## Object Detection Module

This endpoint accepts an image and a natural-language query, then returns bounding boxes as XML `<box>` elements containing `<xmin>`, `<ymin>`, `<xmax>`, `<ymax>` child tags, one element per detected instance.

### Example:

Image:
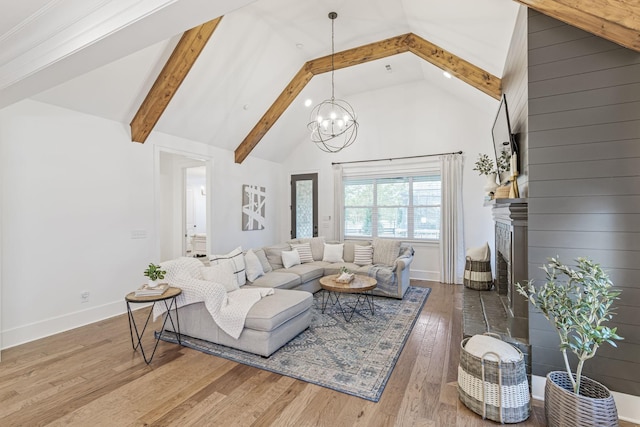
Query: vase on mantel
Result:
<box><xmin>483</xmin><ymin>173</ymin><xmax>498</xmax><ymax>195</ymax></box>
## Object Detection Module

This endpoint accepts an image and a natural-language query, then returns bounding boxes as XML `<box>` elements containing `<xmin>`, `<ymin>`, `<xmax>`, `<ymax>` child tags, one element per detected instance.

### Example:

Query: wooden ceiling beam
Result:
<box><xmin>234</xmin><ymin>66</ymin><xmax>314</xmax><ymax>163</ymax></box>
<box><xmin>514</xmin><ymin>0</ymin><xmax>640</xmax><ymax>52</ymax></box>
<box><xmin>235</xmin><ymin>33</ymin><xmax>502</xmax><ymax>163</ymax></box>
<box><xmin>306</xmin><ymin>34</ymin><xmax>412</xmax><ymax>74</ymax></box>
<box><xmin>130</xmin><ymin>16</ymin><xmax>223</xmax><ymax>143</ymax></box>
<box><xmin>405</xmin><ymin>33</ymin><xmax>501</xmax><ymax>100</ymax></box>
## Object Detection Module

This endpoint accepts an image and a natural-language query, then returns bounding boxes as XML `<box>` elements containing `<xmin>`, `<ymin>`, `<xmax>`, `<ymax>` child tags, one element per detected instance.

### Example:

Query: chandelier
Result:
<box><xmin>308</xmin><ymin>12</ymin><xmax>358</xmax><ymax>153</ymax></box>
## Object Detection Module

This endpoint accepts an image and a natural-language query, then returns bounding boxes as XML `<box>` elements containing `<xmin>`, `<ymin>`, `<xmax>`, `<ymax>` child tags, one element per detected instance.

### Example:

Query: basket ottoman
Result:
<box><xmin>458</xmin><ymin>335</ymin><xmax>530</xmax><ymax>423</ymax></box>
<box><xmin>463</xmin><ymin>258</ymin><xmax>493</xmax><ymax>290</ymax></box>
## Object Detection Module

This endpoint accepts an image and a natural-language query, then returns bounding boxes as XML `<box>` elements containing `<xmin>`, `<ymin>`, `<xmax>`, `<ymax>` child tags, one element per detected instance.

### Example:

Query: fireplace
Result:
<box><xmin>492</xmin><ymin>199</ymin><xmax>528</xmax><ymax>341</ymax></box>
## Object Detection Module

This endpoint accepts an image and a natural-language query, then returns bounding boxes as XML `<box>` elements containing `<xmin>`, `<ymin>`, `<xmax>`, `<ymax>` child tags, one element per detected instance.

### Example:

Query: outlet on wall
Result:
<box><xmin>80</xmin><ymin>291</ymin><xmax>90</xmax><ymax>303</ymax></box>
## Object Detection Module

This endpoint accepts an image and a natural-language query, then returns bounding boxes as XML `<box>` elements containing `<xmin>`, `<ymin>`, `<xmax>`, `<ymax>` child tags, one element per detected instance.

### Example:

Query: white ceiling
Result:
<box><xmin>1</xmin><ymin>0</ymin><xmax>520</xmax><ymax>162</ymax></box>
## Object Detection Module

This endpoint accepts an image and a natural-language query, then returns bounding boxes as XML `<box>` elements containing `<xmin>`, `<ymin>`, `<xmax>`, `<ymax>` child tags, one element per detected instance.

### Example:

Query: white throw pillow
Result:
<box><xmin>210</xmin><ymin>246</ymin><xmax>246</xmax><ymax>286</ymax></box>
<box><xmin>281</xmin><ymin>249</ymin><xmax>301</xmax><ymax>269</ymax></box>
<box><xmin>464</xmin><ymin>334</ymin><xmax>521</xmax><ymax>362</ymax></box>
<box><xmin>200</xmin><ymin>261</ymin><xmax>238</xmax><ymax>292</ymax></box>
<box><xmin>466</xmin><ymin>242</ymin><xmax>491</xmax><ymax>262</ymax></box>
<box><xmin>244</xmin><ymin>249</ymin><xmax>264</xmax><ymax>282</ymax></box>
<box><xmin>354</xmin><ymin>245</ymin><xmax>373</xmax><ymax>266</ymax></box>
<box><xmin>322</xmin><ymin>243</ymin><xmax>344</xmax><ymax>263</ymax></box>
<box><xmin>290</xmin><ymin>242</ymin><xmax>313</xmax><ymax>263</ymax></box>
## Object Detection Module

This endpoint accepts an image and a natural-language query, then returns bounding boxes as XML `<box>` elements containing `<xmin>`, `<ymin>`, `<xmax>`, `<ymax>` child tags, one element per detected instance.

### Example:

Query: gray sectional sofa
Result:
<box><xmin>249</xmin><ymin>237</ymin><xmax>414</xmax><ymax>299</ymax></box>
<box><xmin>165</xmin><ymin>237</ymin><xmax>413</xmax><ymax>357</ymax></box>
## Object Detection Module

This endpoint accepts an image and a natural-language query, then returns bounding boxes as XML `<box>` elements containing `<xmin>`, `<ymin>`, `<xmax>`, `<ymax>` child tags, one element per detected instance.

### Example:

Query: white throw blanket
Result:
<box><xmin>153</xmin><ymin>257</ymin><xmax>274</xmax><ymax>339</ymax></box>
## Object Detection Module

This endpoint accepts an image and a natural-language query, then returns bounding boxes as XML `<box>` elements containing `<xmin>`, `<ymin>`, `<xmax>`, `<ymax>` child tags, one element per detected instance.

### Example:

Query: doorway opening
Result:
<box><xmin>159</xmin><ymin>151</ymin><xmax>209</xmax><ymax>261</ymax></box>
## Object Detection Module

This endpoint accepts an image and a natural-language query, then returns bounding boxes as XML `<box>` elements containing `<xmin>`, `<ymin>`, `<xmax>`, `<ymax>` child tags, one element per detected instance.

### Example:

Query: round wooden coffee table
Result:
<box><xmin>319</xmin><ymin>274</ymin><xmax>377</xmax><ymax>321</ymax></box>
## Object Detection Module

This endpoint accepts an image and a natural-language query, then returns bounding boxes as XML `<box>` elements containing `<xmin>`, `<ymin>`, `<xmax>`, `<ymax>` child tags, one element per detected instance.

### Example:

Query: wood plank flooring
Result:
<box><xmin>0</xmin><ymin>281</ymin><xmax>634</xmax><ymax>426</ymax></box>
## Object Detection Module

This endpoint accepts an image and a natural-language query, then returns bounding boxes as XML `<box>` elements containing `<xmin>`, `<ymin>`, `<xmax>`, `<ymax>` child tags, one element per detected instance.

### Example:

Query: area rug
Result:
<box><xmin>157</xmin><ymin>286</ymin><xmax>431</xmax><ymax>401</ymax></box>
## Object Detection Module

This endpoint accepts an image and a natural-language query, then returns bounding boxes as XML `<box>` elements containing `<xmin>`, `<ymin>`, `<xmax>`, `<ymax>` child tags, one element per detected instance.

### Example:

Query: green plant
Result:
<box><xmin>472</xmin><ymin>153</ymin><xmax>496</xmax><ymax>175</ymax></box>
<box><xmin>144</xmin><ymin>263</ymin><xmax>166</xmax><ymax>281</ymax></box>
<box><xmin>340</xmin><ymin>266</ymin><xmax>350</xmax><ymax>274</ymax></box>
<box><xmin>515</xmin><ymin>257</ymin><xmax>623</xmax><ymax>394</ymax></box>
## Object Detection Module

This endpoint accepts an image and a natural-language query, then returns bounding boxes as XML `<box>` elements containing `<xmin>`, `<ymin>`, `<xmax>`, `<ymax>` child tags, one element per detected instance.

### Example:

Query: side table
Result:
<box><xmin>125</xmin><ymin>286</ymin><xmax>182</xmax><ymax>364</ymax></box>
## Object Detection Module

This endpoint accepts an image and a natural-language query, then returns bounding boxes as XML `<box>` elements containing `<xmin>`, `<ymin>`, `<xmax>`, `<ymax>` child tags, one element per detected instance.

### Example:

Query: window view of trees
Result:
<box><xmin>344</xmin><ymin>175</ymin><xmax>441</xmax><ymax>240</ymax></box>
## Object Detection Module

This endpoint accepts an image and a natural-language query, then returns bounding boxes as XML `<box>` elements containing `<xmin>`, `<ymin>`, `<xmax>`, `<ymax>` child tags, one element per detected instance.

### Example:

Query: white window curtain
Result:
<box><xmin>332</xmin><ymin>164</ymin><xmax>344</xmax><ymax>241</ymax></box>
<box><xmin>439</xmin><ymin>153</ymin><xmax>465</xmax><ymax>284</ymax></box>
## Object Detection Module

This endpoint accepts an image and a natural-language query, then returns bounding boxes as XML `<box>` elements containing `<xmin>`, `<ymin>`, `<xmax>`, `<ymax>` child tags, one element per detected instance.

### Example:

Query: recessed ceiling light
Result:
<box><xmin>296</xmin><ymin>43</ymin><xmax>304</xmax><ymax>49</ymax></box>
<box><xmin>443</xmin><ymin>71</ymin><xmax>452</xmax><ymax>79</ymax></box>
<box><xmin>304</xmin><ymin>99</ymin><xmax>313</xmax><ymax>107</ymax></box>
<box><xmin>243</xmin><ymin>104</ymin><xmax>250</xmax><ymax>110</ymax></box>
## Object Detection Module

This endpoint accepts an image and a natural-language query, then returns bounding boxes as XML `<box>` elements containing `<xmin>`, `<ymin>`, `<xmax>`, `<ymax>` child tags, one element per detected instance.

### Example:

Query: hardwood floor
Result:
<box><xmin>0</xmin><ymin>281</ymin><xmax>633</xmax><ymax>426</ymax></box>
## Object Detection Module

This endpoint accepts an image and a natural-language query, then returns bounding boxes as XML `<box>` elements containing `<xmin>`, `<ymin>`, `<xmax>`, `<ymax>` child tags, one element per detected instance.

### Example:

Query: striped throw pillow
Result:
<box><xmin>354</xmin><ymin>245</ymin><xmax>373</xmax><ymax>266</ymax></box>
<box><xmin>291</xmin><ymin>242</ymin><xmax>314</xmax><ymax>263</ymax></box>
<box><xmin>210</xmin><ymin>246</ymin><xmax>246</xmax><ymax>286</ymax></box>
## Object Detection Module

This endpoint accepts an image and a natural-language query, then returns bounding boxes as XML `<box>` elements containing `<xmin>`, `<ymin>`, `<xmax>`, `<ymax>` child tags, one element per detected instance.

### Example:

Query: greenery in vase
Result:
<box><xmin>472</xmin><ymin>153</ymin><xmax>496</xmax><ymax>176</ymax></box>
<box><xmin>340</xmin><ymin>266</ymin><xmax>351</xmax><ymax>274</ymax></box>
<box><xmin>515</xmin><ymin>257</ymin><xmax>623</xmax><ymax>394</ymax></box>
<box><xmin>144</xmin><ymin>263</ymin><xmax>166</xmax><ymax>282</ymax></box>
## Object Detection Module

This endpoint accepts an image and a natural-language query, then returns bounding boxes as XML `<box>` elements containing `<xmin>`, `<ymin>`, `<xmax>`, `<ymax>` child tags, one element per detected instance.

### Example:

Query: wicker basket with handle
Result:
<box><xmin>458</xmin><ymin>334</ymin><xmax>530</xmax><ymax>423</ymax></box>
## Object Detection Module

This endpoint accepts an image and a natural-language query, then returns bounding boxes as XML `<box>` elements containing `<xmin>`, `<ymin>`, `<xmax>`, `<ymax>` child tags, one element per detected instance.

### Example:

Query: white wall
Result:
<box><xmin>0</xmin><ymin>99</ymin><xmax>284</xmax><ymax>349</ymax></box>
<box><xmin>281</xmin><ymin>80</ymin><xmax>498</xmax><ymax>281</ymax></box>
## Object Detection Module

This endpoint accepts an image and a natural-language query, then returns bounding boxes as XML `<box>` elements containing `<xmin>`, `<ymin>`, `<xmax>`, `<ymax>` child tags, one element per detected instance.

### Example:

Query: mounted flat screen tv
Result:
<box><xmin>492</xmin><ymin>94</ymin><xmax>518</xmax><ymax>180</ymax></box>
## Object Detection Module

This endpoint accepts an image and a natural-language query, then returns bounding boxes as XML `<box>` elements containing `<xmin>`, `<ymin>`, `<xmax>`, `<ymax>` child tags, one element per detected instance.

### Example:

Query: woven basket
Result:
<box><xmin>463</xmin><ymin>258</ymin><xmax>493</xmax><ymax>290</ymax></box>
<box><xmin>545</xmin><ymin>371</ymin><xmax>618</xmax><ymax>427</ymax></box>
<box><xmin>458</xmin><ymin>336</ymin><xmax>530</xmax><ymax>423</ymax></box>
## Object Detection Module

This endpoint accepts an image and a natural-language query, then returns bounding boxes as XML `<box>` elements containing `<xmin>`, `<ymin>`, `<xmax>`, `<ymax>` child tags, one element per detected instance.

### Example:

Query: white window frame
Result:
<box><xmin>340</xmin><ymin>158</ymin><xmax>441</xmax><ymax>242</ymax></box>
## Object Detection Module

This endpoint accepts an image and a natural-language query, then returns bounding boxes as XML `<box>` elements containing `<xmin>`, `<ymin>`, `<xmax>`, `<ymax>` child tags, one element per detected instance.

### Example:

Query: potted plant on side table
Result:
<box><xmin>516</xmin><ymin>257</ymin><xmax>623</xmax><ymax>427</ymax></box>
<box><xmin>144</xmin><ymin>263</ymin><xmax>167</xmax><ymax>288</ymax></box>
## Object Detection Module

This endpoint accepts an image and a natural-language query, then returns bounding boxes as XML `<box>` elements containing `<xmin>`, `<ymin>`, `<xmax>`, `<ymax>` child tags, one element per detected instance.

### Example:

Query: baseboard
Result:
<box><xmin>532</xmin><ymin>374</ymin><xmax>640</xmax><ymax>423</ymax></box>
<box><xmin>410</xmin><ymin>269</ymin><xmax>440</xmax><ymax>282</ymax></box>
<box><xmin>1</xmin><ymin>300</ymin><xmax>127</xmax><ymax>350</ymax></box>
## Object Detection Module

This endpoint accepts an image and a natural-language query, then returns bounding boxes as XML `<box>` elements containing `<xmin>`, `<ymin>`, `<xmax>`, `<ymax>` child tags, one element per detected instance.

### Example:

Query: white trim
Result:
<box><xmin>1</xmin><ymin>300</ymin><xmax>125</xmax><ymax>350</ymax></box>
<box><xmin>410</xmin><ymin>270</ymin><xmax>440</xmax><ymax>282</ymax></box>
<box><xmin>531</xmin><ymin>374</ymin><xmax>640</xmax><ymax>424</ymax></box>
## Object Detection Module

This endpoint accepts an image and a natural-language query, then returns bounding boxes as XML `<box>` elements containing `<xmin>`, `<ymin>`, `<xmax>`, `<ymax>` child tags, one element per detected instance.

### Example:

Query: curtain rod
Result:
<box><xmin>331</xmin><ymin>151</ymin><xmax>463</xmax><ymax>166</ymax></box>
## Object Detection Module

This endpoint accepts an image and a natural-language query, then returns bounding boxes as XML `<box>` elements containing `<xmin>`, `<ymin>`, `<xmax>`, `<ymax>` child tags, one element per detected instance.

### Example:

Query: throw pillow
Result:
<box><xmin>466</xmin><ymin>242</ymin><xmax>491</xmax><ymax>262</ymax></box>
<box><xmin>322</xmin><ymin>243</ymin><xmax>344</xmax><ymax>263</ymax></box>
<box><xmin>281</xmin><ymin>249</ymin><xmax>301</xmax><ymax>269</ymax></box>
<box><xmin>464</xmin><ymin>334</ymin><xmax>521</xmax><ymax>362</ymax></box>
<box><xmin>290</xmin><ymin>242</ymin><xmax>313</xmax><ymax>263</ymax></box>
<box><xmin>244</xmin><ymin>249</ymin><xmax>264</xmax><ymax>282</ymax></box>
<box><xmin>297</xmin><ymin>236</ymin><xmax>325</xmax><ymax>260</ymax></box>
<box><xmin>254</xmin><ymin>248</ymin><xmax>273</xmax><ymax>273</ymax></box>
<box><xmin>200</xmin><ymin>261</ymin><xmax>238</xmax><ymax>292</ymax></box>
<box><xmin>264</xmin><ymin>243</ymin><xmax>290</xmax><ymax>270</ymax></box>
<box><xmin>353</xmin><ymin>244</ymin><xmax>373</xmax><ymax>266</ymax></box>
<box><xmin>210</xmin><ymin>246</ymin><xmax>246</xmax><ymax>286</ymax></box>
<box><xmin>372</xmin><ymin>238</ymin><xmax>401</xmax><ymax>266</ymax></box>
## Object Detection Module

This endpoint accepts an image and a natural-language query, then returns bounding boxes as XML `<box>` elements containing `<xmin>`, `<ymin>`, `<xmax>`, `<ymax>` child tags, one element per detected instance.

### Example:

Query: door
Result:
<box><xmin>291</xmin><ymin>173</ymin><xmax>318</xmax><ymax>239</ymax></box>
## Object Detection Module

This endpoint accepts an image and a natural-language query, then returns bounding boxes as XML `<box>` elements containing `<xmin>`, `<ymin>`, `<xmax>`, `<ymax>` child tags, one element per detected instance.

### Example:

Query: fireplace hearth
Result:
<box><xmin>462</xmin><ymin>198</ymin><xmax>530</xmax><ymax>374</ymax></box>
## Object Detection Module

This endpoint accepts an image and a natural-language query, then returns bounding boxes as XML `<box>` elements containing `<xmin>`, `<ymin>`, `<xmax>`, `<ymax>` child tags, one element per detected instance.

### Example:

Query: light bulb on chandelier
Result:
<box><xmin>307</xmin><ymin>12</ymin><xmax>358</xmax><ymax>153</ymax></box>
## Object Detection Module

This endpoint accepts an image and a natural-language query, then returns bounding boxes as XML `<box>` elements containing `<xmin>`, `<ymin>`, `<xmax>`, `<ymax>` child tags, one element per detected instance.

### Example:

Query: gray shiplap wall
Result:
<box><xmin>527</xmin><ymin>9</ymin><xmax>640</xmax><ymax>396</ymax></box>
<box><xmin>502</xmin><ymin>6</ymin><xmax>529</xmax><ymax>197</ymax></box>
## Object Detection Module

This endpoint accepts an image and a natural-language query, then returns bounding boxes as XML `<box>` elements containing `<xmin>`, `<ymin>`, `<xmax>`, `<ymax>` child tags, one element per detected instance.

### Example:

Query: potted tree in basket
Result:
<box><xmin>144</xmin><ymin>263</ymin><xmax>166</xmax><ymax>288</ymax></box>
<box><xmin>515</xmin><ymin>257</ymin><xmax>623</xmax><ymax>427</ymax></box>
<box><xmin>473</xmin><ymin>153</ymin><xmax>498</xmax><ymax>195</ymax></box>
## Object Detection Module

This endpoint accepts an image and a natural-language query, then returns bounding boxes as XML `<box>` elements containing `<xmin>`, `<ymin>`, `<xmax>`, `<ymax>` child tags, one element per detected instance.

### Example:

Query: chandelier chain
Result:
<box><xmin>331</xmin><ymin>14</ymin><xmax>335</xmax><ymax>101</ymax></box>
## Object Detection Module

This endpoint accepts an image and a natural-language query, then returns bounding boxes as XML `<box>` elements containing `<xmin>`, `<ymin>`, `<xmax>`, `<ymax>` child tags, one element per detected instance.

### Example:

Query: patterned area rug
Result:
<box><xmin>158</xmin><ymin>286</ymin><xmax>431</xmax><ymax>402</ymax></box>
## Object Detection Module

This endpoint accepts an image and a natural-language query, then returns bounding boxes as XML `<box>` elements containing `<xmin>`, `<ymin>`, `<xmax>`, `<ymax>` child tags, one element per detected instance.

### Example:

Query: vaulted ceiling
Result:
<box><xmin>1</xmin><ymin>0</ymin><xmax>637</xmax><ymax>163</ymax></box>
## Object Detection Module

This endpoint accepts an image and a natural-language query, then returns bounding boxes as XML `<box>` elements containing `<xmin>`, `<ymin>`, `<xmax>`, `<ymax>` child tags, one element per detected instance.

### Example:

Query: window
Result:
<box><xmin>343</xmin><ymin>174</ymin><xmax>441</xmax><ymax>241</ymax></box>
